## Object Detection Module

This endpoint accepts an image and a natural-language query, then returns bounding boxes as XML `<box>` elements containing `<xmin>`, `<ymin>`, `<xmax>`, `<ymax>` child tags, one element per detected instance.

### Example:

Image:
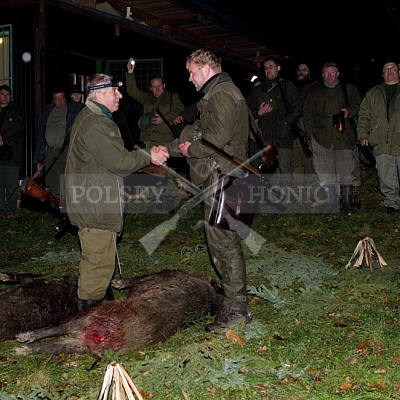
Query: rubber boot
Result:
<box><xmin>340</xmin><ymin>185</ymin><xmax>353</xmax><ymax>215</ymax></box>
<box><xmin>323</xmin><ymin>185</ymin><xmax>338</xmax><ymax>213</ymax></box>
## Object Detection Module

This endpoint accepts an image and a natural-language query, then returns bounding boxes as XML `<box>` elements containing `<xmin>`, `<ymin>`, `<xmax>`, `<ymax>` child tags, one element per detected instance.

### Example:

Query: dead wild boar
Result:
<box><xmin>0</xmin><ymin>275</ymin><xmax>79</xmax><ymax>342</ymax></box>
<box><xmin>14</xmin><ymin>269</ymin><xmax>223</xmax><ymax>355</ymax></box>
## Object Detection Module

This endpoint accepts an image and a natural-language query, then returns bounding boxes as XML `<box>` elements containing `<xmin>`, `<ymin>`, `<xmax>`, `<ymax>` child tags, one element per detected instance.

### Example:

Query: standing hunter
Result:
<box><xmin>169</xmin><ymin>48</ymin><xmax>252</xmax><ymax>332</ymax></box>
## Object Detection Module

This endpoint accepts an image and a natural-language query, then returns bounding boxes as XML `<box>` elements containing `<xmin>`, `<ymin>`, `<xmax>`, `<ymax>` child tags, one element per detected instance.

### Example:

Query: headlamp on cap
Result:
<box><xmin>87</xmin><ymin>80</ymin><xmax>123</xmax><ymax>91</ymax></box>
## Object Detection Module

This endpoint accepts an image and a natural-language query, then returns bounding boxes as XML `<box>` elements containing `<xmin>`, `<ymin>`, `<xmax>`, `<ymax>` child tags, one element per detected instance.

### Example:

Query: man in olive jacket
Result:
<box><xmin>171</xmin><ymin>49</ymin><xmax>252</xmax><ymax>332</ymax></box>
<box><xmin>0</xmin><ymin>84</ymin><xmax>25</xmax><ymax>215</ymax></box>
<box><xmin>125</xmin><ymin>63</ymin><xmax>185</xmax><ymax>147</ymax></box>
<box><xmin>33</xmin><ymin>88</ymin><xmax>80</xmax><ymax>197</ymax></box>
<box><xmin>64</xmin><ymin>74</ymin><xmax>169</xmax><ymax>311</ymax></box>
<box><xmin>303</xmin><ymin>62</ymin><xmax>361</xmax><ymax>215</ymax></box>
<box><xmin>358</xmin><ymin>61</ymin><xmax>400</xmax><ymax>214</ymax></box>
<box><xmin>247</xmin><ymin>56</ymin><xmax>302</xmax><ymax>175</ymax></box>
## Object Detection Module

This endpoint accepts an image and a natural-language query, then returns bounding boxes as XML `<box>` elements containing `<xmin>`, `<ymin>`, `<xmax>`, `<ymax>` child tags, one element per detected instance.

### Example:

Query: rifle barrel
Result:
<box><xmin>200</xmin><ymin>138</ymin><xmax>261</xmax><ymax>177</ymax></box>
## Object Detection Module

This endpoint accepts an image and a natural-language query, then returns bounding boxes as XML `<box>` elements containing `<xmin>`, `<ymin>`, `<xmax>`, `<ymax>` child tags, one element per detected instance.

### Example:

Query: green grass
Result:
<box><xmin>1</xmin><ymin>166</ymin><xmax>400</xmax><ymax>399</ymax></box>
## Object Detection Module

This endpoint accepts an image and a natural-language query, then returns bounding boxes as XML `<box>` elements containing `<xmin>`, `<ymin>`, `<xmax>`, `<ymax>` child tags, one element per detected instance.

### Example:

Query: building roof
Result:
<box><xmin>53</xmin><ymin>0</ymin><xmax>287</xmax><ymax>71</ymax></box>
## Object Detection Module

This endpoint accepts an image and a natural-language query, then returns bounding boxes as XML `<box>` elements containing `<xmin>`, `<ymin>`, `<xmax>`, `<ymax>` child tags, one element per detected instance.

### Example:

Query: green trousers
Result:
<box><xmin>204</xmin><ymin>201</ymin><xmax>248</xmax><ymax>308</ymax></box>
<box><xmin>77</xmin><ymin>227</ymin><xmax>116</xmax><ymax>301</ymax></box>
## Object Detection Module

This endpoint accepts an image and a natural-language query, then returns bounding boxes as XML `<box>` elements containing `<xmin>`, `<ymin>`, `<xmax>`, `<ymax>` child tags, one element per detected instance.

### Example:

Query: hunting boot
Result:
<box><xmin>340</xmin><ymin>185</ymin><xmax>353</xmax><ymax>215</ymax></box>
<box><xmin>206</xmin><ymin>302</ymin><xmax>252</xmax><ymax>333</ymax></box>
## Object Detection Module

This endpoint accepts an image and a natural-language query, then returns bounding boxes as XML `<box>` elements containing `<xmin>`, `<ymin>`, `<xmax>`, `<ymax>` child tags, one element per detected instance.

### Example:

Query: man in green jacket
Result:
<box><xmin>171</xmin><ymin>48</ymin><xmax>252</xmax><ymax>331</ymax></box>
<box><xmin>125</xmin><ymin>62</ymin><xmax>185</xmax><ymax>148</ymax></box>
<box><xmin>247</xmin><ymin>56</ymin><xmax>302</xmax><ymax>175</ymax></box>
<box><xmin>64</xmin><ymin>73</ymin><xmax>169</xmax><ymax>311</ymax></box>
<box><xmin>303</xmin><ymin>62</ymin><xmax>362</xmax><ymax>215</ymax></box>
<box><xmin>358</xmin><ymin>61</ymin><xmax>400</xmax><ymax>215</ymax></box>
<box><xmin>0</xmin><ymin>84</ymin><xmax>25</xmax><ymax>216</ymax></box>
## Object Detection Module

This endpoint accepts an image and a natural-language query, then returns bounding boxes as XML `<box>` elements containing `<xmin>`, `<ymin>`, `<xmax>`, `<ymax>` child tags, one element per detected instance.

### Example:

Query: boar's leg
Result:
<box><xmin>14</xmin><ymin>339</ymin><xmax>88</xmax><ymax>356</ymax></box>
<box><xmin>15</xmin><ymin>316</ymin><xmax>86</xmax><ymax>344</ymax></box>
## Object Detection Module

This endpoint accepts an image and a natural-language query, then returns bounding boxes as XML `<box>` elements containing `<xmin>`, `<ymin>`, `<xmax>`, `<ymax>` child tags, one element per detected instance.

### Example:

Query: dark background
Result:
<box><xmin>23</xmin><ymin>1</ymin><xmax>400</xmax><ymax>104</ymax></box>
<box><xmin>204</xmin><ymin>0</ymin><xmax>400</xmax><ymax>94</ymax></box>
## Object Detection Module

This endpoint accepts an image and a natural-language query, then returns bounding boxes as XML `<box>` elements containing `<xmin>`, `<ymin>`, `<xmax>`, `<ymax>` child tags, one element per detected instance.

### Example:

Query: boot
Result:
<box><xmin>78</xmin><ymin>299</ymin><xmax>100</xmax><ymax>311</ymax></box>
<box><xmin>206</xmin><ymin>303</ymin><xmax>252</xmax><ymax>333</ymax></box>
<box><xmin>340</xmin><ymin>185</ymin><xmax>353</xmax><ymax>215</ymax></box>
<box><xmin>322</xmin><ymin>185</ymin><xmax>338</xmax><ymax>213</ymax></box>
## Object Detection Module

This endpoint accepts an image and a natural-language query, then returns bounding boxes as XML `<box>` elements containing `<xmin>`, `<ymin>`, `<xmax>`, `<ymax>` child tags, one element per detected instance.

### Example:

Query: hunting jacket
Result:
<box><xmin>0</xmin><ymin>102</ymin><xmax>25</xmax><ymax>167</ymax></box>
<box><xmin>303</xmin><ymin>80</ymin><xmax>361</xmax><ymax>150</ymax></box>
<box><xmin>168</xmin><ymin>72</ymin><xmax>249</xmax><ymax>186</ymax></box>
<box><xmin>357</xmin><ymin>82</ymin><xmax>400</xmax><ymax>156</ymax></box>
<box><xmin>33</xmin><ymin>102</ymin><xmax>80</xmax><ymax>164</ymax></box>
<box><xmin>125</xmin><ymin>73</ymin><xmax>185</xmax><ymax>145</ymax></box>
<box><xmin>247</xmin><ymin>76</ymin><xmax>302</xmax><ymax>149</ymax></box>
<box><xmin>64</xmin><ymin>100</ymin><xmax>152</xmax><ymax>233</ymax></box>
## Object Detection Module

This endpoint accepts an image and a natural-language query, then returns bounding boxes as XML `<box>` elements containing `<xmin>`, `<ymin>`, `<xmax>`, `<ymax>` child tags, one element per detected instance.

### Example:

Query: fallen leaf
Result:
<box><xmin>327</xmin><ymin>311</ymin><xmax>340</xmax><ymax>318</ymax></box>
<box><xmin>206</xmin><ymin>385</ymin><xmax>217</xmax><ymax>393</ymax></box>
<box><xmin>332</xmin><ymin>321</ymin><xmax>348</xmax><ymax>328</ymax></box>
<box><xmin>310</xmin><ymin>374</ymin><xmax>328</xmax><ymax>381</ymax></box>
<box><xmin>258</xmin><ymin>346</ymin><xmax>268</xmax><ymax>355</ymax></box>
<box><xmin>339</xmin><ymin>377</ymin><xmax>353</xmax><ymax>391</ymax></box>
<box><xmin>225</xmin><ymin>329</ymin><xmax>246</xmax><ymax>345</ymax></box>
<box><xmin>374</xmin><ymin>367</ymin><xmax>391</xmax><ymax>374</ymax></box>
<box><xmin>368</xmin><ymin>381</ymin><xmax>388</xmax><ymax>389</ymax></box>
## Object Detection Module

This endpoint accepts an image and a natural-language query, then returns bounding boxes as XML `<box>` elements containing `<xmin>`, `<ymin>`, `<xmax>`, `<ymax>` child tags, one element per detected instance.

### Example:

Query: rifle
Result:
<box><xmin>276</xmin><ymin>79</ymin><xmax>312</xmax><ymax>159</ymax></box>
<box><xmin>247</xmin><ymin>108</ymin><xmax>278</xmax><ymax>172</ymax></box>
<box><xmin>200</xmin><ymin>137</ymin><xmax>261</xmax><ymax>177</ymax></box>
<box><xmin>199</xmin><ymin>137</ymin><xmax>286</xmax><ymax>213</ymax></box>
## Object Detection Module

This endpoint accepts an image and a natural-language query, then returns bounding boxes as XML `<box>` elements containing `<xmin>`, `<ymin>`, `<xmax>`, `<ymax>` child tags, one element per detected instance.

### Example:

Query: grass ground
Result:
<box><xmin>1</xmin><ymin>165</ymin><xmax>400</xmax><ymax>399</ymax></box>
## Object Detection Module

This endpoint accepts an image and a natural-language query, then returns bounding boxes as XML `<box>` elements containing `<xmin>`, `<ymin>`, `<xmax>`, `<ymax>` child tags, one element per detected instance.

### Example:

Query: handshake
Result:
<box><xmin>150</xmin><ymin>145</ymin><xmax>169</xmax><ymax>166</ymax></box>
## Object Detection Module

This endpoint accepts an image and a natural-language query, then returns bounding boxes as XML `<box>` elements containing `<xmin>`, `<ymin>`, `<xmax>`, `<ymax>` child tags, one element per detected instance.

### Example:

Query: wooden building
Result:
<box><xmin>0</xmin><ymin>0</ymin><xmax>283</xmax><ymax>176</ymax></box>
